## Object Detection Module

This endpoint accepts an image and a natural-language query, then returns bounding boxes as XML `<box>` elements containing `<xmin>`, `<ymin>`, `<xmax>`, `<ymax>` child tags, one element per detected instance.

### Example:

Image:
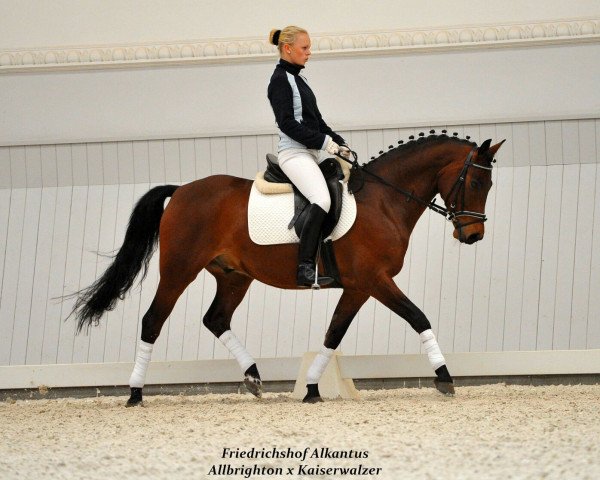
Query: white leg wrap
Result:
<box><xmin>306</xmin><ymin>346</ymin><xmax>335</xmax><ymax>384</ymax></box>
<box><xmin>219</xmin><ymin>330</ymin><xmax>255</xmax><ymax>372</ymax></box>
<box><xmin>129</xmin><ymin>340</ymin><xmax>154</xmax><ymax>389</ymax></box>
<box><xmin>420</xmin><ymin>329</ymin><xmax>446</xmax><ymax>370</ymax></box>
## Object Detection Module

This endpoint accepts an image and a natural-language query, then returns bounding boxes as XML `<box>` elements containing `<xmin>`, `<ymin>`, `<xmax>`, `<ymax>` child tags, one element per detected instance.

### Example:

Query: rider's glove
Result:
<box><xmin>324</xmin><ymin>136</ymin><xmax>340</xmax><ymax>155</ymax></box>
<box><xmin>339</xmin><ymin>145</ymin><xmax>351</xmax><ymax>159</ymax></box>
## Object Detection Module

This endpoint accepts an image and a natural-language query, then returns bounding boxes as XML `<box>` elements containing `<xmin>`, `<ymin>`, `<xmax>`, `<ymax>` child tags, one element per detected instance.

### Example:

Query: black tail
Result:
<box><xmin>69</xmin><ymin>185</ymin><xmax>179</xmax><ymax>333</ymax></box>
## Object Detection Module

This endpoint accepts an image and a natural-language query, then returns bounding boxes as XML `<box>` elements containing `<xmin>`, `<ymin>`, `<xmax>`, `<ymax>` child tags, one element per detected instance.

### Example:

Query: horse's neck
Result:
<box><xmin>367</xmin><ymin>146</ymin><xmax>450</xmax><ymax>231</ymax></box>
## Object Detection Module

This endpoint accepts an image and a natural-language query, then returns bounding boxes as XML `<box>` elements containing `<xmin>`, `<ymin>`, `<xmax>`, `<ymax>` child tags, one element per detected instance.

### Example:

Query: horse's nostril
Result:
<box><xmin>466</xmin><ymin>232</ymin><xmax>482</xmax><ymax>244</ymax></box>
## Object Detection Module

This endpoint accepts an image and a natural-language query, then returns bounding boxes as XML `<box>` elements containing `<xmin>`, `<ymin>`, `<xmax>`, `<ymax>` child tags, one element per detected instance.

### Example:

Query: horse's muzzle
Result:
<box><xmin>453</xmin><ymin>227</ymin><xmax>484</xmax><ymax>244</ymax></box>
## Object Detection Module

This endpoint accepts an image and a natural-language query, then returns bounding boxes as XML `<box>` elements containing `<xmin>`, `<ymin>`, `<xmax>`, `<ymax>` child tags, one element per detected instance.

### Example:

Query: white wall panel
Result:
<box><xmin>588</xmin><ymin>163</ymin><xmax>600</xmax><ymax>349</ymax></box>
<box><xmin>0</xmin><ymin>189</ymin><xmax>11</xmax><ymax>324</ymax></box>
<box><xmin>528</xmin><ymin>122</ymin><xmax>547</xmax><ymax>166</ymax></box>
<box><xmin>453</xmin><ymin>224</ymin><xmax>477</xmax><ymax>353</ymax></box>
<box><xmin>0</xmin><ymin>189</ymin><xmax>25</xmax><ymax>364</ymax></box>
<box><xmin>87</xmin><ymin>143</ymin><xmax>104</xmax><ymax>185</ymax></box>
<box><xmin>579</xmin><ymin>120</ymin><xmax>597</xmax><ymax>164</ymax></box>
<box><xmin>194</xmin><ymin>138</ymin><xmax>213</xmax><ymax>180</ymax></box>
<box><xmin>56</xmin><ymin>145</ymin><xmax>73</xmax><ymax>187</ymax></box>
<box><xmin>25</xmin><ymin>147</ymin><xmax>42</xmax><ymax>188</ymax></box>
<box><xmin>503</xmin><ymin>167</ymin><xmax>530</xmax><ymax>351</ymax></box>
<box><xmin>10</xmin><ymin>188</ymin><xmax>41</xmax><ymax>364</ymax></box>
<box><xmin>41</xmin><ymin>187</ymin><xmax>72</xmax><ymax>364</ymax></box>
<box><xmin>0</xmin><ymin>119</ymin><xmax>599</xmax><ymax>377</ymax></box>
<box><xmin>55</xmin><ymin>186</ymin><xmax>86</xmax><ymax>364</ymax></box>
<box><xmin>570</xmin><ymin>164</ymin><xmax>596</xmax><ymax>349</ymax></box>
<box><xmin>536</xmin><ymin>166</ymin><xmax>563</xmax><ymax>350</ymax></box>
<box><xmin>26</xmin><ymin>188</ymin><xmax>57</xmax><ymax>365</ymax></box>
<box><xmin>9</xmin><ymin>148</ymin><xmax>26</xmax><ymax>188</ymax></box>
<box><xmin>0</xmin><ymin>148</ymin><xmax>10</xmax><ymax>188</ymax></box>
<box><xmin>519</xmin><ymin>167</ymin><xmax>546</xmax><ymax>351</ymax></box>
<box><xmin>117</xmin><ymin>142</ymin><xmax>135</xmax><ymax>185</ymax></box>
<box><xmin>40</xmin><ymin>146</ymin><xmax>58</xmax><ymax>188</ymax></box>
<box><xmin>553</xmin><ymin>165</ymin><xmax>580</xmax><ymax>349</ymax></box>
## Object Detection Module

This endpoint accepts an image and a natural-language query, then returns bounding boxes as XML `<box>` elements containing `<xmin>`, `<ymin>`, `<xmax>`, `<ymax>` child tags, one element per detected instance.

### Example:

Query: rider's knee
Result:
<box><xmin>315</xmin><ymin>196</ymin><xmax>331</xmax><ymax>213</ymax></box>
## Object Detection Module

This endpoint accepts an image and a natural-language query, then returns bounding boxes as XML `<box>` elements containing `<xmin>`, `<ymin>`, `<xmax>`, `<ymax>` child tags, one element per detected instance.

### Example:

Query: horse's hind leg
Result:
<box><xmin>202</xmin><ymin>270</ymin><xmax>262</xmax><ymax>397</ymax></box>
<box><xmin>371</xmin><ymin>277</ymin><xmax>455</xmax><ymax>395</ymax></box>
<box><xmin>303</xmin><ymin>289</ymin><xmax>369</xmax><ymax>403</ymax></box>
<box><xmin>126</xmin><ymin>274</ymin><xmax>194</xmax><ymax>407</ymax></box>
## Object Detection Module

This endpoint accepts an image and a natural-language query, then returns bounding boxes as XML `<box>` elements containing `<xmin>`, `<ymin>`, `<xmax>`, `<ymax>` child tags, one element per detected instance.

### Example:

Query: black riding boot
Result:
<box><xmin>297</xmin><ymin>204</ymin><xmax>334</xmax><ymax>287</ymax></box>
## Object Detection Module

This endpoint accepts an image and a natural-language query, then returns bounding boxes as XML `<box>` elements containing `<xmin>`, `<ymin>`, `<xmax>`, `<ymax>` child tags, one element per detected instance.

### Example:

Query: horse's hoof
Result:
<box><xmin>125</xmin><ymin>387</ymin><xmax>144</xmax><ymax>407</ymax></box>
<box><xmin>243</xmin><ymin>376</ymin><xmax>263</xmax><ymax>398</ymax></box>
<box><xmin>302</xmin><ymin>383</ymin><xmax>323</xmax><ymax>403</ymax></box>
<box><xmin>434</xmin><ymin>379</ymin><xmax>455</xmax><ymax>396</ymax></box>
<box><xmin>302</xmin><ymin>394</ymin><xmax>324</xmax><ymax>404</ymax></box>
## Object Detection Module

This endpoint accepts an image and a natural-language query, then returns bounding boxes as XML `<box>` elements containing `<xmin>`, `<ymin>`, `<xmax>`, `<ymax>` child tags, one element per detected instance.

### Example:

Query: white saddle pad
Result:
<box><xmin>248</xmin><ymin>182</ymin><xmax>357</xmax><ymax>245</ymax></box>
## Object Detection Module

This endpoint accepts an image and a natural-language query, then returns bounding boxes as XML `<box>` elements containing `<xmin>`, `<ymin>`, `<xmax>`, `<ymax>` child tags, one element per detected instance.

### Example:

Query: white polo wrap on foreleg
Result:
<box><xmin>219</xmin><ymin>330</ymin><xmax>255</xmax><ymax>372</ymax></box>
<box><xmin>129</xmin><ymin>340</ymin><xmax>154</xmax><ymax>388</ymax></box>
<box><xmin>420</xmin><ymin>329</ymin><xmax>446</xmax><ymax>370</ymax></box>
<box><xmin>306</xmin><ymin>346</ymin><xmax>335</xmax><ymax>384</ymax></box>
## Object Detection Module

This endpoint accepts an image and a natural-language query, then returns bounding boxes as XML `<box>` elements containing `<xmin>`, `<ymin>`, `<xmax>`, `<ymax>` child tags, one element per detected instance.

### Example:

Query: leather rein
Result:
<box><xmin>336</xmin><ymin>146</ymin><xmax>492</xmax><ymax>229</ymax></box>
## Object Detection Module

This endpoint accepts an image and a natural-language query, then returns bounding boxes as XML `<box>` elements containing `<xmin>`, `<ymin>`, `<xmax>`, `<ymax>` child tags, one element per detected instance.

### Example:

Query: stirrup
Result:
<box><xmin>297</xmin><ymin>263</ymin><xmax>333</xmax><ymax>289</ymax></box>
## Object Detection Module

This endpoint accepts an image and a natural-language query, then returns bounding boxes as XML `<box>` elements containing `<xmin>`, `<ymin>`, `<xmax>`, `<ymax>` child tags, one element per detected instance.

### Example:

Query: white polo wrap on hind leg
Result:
<box><xmin>129</xmin><ymin>340</ymin><xmax>154</xmax><ymax>388</ymax></box>
<box><xmin>306</xmin><ymin>346</ymin><xmax>335</xmax><ymax>384</ymax></box>
<box><xmin>219</xmin><ymin>330</ymin><xmax>255</xmax><ymax>372</ymax></box>
<box><xmin>420</xmin><ymin>329</ymin><xmax>446</xmax><ymax>370</ymax></box>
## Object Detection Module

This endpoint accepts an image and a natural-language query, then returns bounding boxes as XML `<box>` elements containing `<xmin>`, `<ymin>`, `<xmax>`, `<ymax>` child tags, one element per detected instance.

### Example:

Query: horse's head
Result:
<box><xmin>438</xmin><ymin>138</ymin><xmax>505</xmax><ymax>244</ymax></box>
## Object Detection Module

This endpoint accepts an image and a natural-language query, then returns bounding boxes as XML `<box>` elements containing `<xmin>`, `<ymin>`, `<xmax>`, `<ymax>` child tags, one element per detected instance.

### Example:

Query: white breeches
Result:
<box><xmin>278</xmin><ymin>148</ymin><xmax>331</xmax><ymax>213</ymax></box>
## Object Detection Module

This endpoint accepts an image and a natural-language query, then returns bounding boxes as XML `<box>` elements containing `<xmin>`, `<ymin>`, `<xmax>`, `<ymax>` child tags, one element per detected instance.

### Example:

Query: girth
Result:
<box><xmin>264</xmin><ymin>154</ymin><xmax>344</xmax><ymax>238</ymax></box>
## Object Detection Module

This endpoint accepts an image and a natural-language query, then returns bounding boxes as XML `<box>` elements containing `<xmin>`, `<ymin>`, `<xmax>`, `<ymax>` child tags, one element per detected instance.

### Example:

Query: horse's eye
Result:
<box><xmin>470</xmin><ymin>179</ymin><xmax>481</xmax><ymax>190</ymax></box>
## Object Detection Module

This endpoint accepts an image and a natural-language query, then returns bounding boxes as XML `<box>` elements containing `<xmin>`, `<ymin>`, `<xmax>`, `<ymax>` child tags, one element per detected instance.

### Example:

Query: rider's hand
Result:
<box><xmin>339</xmin><ymin>145</ymin><xmax>351</xmax><ymax>159</ymax></box>
<box><xmin>325</xmin><ymin>137</ymin><xmax>340</xmax><ymax>155</ymax></box>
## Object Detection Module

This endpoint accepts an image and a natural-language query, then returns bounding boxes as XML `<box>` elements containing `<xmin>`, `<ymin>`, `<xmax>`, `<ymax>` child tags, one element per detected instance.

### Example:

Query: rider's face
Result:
<box><xmin>284</xmin><ymin>33</ymin><xmax>311</xmax><ymax>67</ymax></box>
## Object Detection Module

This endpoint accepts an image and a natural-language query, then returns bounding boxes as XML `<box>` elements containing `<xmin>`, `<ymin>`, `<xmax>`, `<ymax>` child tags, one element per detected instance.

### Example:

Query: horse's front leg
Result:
<box><xmin>371</xmin><ymin>276</ymin><xmax>455</xmax><ymax>395</ymax></box>
<box><xmin>303</xmin><ymin>289</ymin><xmax>370</xmax><ymax>403</ymax></box>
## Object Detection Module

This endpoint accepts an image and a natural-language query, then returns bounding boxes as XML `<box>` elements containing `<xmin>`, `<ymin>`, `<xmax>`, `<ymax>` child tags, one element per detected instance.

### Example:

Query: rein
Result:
<box><xmin>335</xmin><ymin>146</ymin><xmax>492</xmax><ymax>227</ymax></box>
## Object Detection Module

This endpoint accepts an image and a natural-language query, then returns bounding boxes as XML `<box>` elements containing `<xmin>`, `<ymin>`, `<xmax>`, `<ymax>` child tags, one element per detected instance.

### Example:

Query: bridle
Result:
<box><xmin>443</xmin><ymin>146</ymin><xmax>493</xmax><ymax>235</ymax></box>
<box><xmin>336</xmin><ymin>146</ymin><xmax>493</xmax><ymax>232</ymax></box>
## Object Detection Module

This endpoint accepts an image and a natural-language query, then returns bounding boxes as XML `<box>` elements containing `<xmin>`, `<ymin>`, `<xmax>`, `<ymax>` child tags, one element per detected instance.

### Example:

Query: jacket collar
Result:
<box><xmin>278</xmin><ymin>58</ymin><xmax>304</xmax><ymax>75</ymax></box>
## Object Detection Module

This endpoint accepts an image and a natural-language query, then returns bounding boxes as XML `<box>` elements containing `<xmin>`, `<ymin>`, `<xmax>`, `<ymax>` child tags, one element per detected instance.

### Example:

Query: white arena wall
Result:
<box><xmin>1</xmin><ymin>1</ymin><xmax>599</xmax><ymax>389</ymax></box>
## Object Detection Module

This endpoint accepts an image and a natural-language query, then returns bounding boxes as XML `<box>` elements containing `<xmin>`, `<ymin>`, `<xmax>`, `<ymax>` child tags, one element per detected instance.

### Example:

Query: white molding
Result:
<box><xmin>1</xmin><ymin>350</ymin><xmax>598</xmax><ymax>389</ymax></box>
<box><xmin>1</xmin><ymin>17</ymin><xmax>598</xmax><ymax>73</ymax></box>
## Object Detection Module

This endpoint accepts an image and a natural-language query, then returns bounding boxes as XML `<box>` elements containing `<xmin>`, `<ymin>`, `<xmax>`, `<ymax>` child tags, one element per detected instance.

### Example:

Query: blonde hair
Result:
<box><xmin>269</xmin><ymin>26</ymin><xmax>308</xmax><ymax>52</ymax></box>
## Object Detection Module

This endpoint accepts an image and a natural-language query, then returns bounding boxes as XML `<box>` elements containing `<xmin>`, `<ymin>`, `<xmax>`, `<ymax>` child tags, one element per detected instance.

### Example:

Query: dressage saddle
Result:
<box><xmin>263</xmin><ymin>153</ymin><xmax>344</xmax><ymax>238</ymax></box>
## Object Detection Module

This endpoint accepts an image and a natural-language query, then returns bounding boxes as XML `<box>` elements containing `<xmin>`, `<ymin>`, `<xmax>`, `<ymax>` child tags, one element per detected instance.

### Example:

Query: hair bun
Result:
<box><xmin>269</xmin><ymin>29</ymin><xmax>281</xmax><ymax>46</ymax></box>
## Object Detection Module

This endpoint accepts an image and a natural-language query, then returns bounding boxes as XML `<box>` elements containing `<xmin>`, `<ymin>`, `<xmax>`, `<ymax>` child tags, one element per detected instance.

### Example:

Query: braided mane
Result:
<box><xmin>365</xmin><ymin>131</ymin><xmax>477</xmax><ymax>167</ymax></box>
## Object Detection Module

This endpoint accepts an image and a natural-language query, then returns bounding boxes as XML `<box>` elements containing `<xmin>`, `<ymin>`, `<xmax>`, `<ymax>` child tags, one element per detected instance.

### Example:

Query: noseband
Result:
<box><xmin>337</xmin><ymin>146</ymin><xmax>492</xmax><ymax>230</ymax></box>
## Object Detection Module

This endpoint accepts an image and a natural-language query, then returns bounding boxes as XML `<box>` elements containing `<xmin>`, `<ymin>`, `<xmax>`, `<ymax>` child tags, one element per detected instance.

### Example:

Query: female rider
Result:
<box><xmin>267</xmin><ymin>26</ymin><xmax>350</xmax><ymax>287</ymax></box>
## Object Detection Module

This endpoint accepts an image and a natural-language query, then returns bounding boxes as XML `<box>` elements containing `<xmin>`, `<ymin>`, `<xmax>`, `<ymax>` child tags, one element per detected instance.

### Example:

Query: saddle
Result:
<box><xmin>263</xmin><ymin>153</ymin><xmax>345</xmax><ymax>238</ymax></box>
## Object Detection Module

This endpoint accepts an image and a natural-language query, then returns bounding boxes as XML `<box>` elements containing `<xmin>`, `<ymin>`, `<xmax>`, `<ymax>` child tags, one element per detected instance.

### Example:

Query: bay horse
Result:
<box><xmin>69</xmin><ymin>132</ymin><xmax>504</xmax><ymax>406</ymax></box>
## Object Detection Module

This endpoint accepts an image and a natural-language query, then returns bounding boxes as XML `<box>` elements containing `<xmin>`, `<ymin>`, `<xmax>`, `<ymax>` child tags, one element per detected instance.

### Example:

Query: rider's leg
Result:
<box><xmin>278</xmin><ymin>149</ymin><xmax>333</xmax><ymax>287</ymax></box>
<box><xmin>278</xmin><ymin>149</ymin><xmax>331</xmax><ymax>213</ymax></box>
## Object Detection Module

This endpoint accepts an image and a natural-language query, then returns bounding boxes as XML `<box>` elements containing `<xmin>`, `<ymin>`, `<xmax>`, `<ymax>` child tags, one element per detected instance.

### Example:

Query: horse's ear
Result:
<box><xmin>478</xmin><ymin>139</ymin><xmax>492</xmax><ymax>154</ymax></box>
<box><xmin>488</xmin><ymin>139</ymin><xmax>506</xmax><ymax>157</ymax></box>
